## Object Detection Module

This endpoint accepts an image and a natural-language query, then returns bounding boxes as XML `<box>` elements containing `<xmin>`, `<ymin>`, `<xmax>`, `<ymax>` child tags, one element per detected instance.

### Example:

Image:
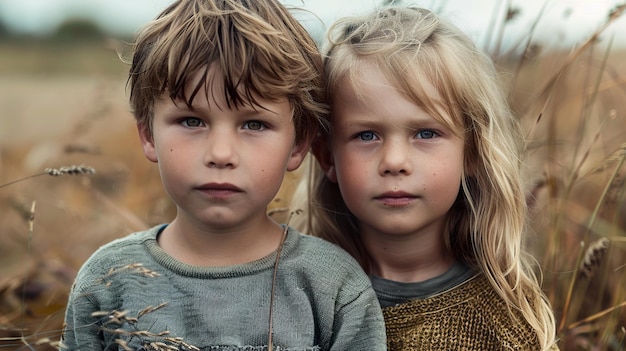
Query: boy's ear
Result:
<box><xmin>311</xmin><ymin>136</ymin><xmax>337</xmax><ymax>183</ymax></box>
<box><xmin>286</xmin><ymin>137</ymin><xmax>311</xmax><ymax>172</ymax></box>
<box><xmin>137</xmin><ymin>122</ymin><xmax>158</xmax><ymax>163</ymax></box>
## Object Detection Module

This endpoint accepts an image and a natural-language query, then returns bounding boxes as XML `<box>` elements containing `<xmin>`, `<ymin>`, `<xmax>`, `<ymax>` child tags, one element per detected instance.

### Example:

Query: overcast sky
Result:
<box><xmin>0</xmin><ymin>0</ymin><xmax>625</xmax><ymax>51</ymax></box>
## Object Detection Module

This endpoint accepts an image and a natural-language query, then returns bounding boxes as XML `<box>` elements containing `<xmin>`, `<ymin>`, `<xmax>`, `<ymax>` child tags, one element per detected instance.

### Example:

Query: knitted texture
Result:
<box><xmin>61</xmin><ymin>225</ymin><xmax>386</xmax><ymax>350</ymax></box>
<box><xmin>383</xmin><ymin>274</ymin><xmax>542</xmax><ymax>350</ymax></box>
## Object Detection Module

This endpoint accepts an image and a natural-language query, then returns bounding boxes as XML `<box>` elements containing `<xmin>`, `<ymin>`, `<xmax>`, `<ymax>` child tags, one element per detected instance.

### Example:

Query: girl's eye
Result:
<box><xmin>243</xmin><ymin>121</ymin><xmax>265</xmax><ymax>130</ymax></box>
<box><xmin>416</xmin><ymin>129</ymin><xmax>437</xmax><ymax>139</ymax></box>
<box><xmin>357</xmin><ymin>131</ymin><xmax>377</xmax><ymax>141</ymax></box>
<box><xmin>181</xmin><ymin>118</ymin><xmax>203</xmax><ymax>127</ymax></box>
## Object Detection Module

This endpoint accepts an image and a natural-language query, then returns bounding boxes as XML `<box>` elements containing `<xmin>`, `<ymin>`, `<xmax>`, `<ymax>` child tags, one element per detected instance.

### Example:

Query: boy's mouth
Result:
<box><xmin>196</xmin><ymin>183</ymin><xmax>243</xmax><ymax>197</ymax></box>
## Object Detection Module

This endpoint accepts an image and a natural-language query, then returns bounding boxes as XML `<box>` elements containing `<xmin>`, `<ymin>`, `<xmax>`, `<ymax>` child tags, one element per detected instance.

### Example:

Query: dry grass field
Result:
<box><xmin>0</xmin><ymin>39</ymin><xmax>305</xmax><ymax>350</ymax></box>
<box><xmin>1</xmin><ymin>15</ymin><xmax>626</xmax><ymax>350</ymax></box>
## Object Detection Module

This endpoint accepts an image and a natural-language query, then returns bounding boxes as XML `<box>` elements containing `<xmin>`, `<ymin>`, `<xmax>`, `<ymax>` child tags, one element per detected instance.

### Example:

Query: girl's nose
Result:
<box><xmin>379</xmin><ymin>140</ymin><xmax>412</xmax><ymax>176</ymax></box>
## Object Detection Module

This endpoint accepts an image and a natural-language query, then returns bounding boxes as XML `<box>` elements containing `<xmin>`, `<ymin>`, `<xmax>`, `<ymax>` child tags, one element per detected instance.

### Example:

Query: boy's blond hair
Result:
<box><xmin>128</xmin><ymin>0</ymin><xmax>327</xmax><ymax>144</ymax></box>
<box><xmin>305</xmin><ymin>6</ymin><xmax>557</xmax><ymax>350</ymax></box>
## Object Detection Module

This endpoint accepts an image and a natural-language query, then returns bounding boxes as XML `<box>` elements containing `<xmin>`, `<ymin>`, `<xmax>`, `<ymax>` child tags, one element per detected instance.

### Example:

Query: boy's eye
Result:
<box><xmin>358</xmin><ymin>131</ymin><xmax>377</xmax><ymax>141</ymax></box>
<box><xmin>416</xmin><ymin>129</ymin><xmax>437</xmax><ymax>139</ymax></box>
<box><xmin>181</xmin><ymin>118</ymin><xmax>203</xmax><ymax>127</ymax></box>
<box><xmin>243</xmin><ymin>121</ymin><xmax>265</xmax><ymax>130</ymax></box>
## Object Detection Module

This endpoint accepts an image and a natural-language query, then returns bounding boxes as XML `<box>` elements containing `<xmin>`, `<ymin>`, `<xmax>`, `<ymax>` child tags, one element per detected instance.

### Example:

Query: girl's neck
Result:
<box><xmin>361</xmin><ymin>227</ymin><xmax>455</xmax><ymax>283</ymax></box>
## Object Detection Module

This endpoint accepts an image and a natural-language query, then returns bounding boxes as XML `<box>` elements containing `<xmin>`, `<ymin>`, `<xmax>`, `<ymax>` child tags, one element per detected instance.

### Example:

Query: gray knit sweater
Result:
<box><xmin>61</xmin><ymin>225</ymin><xmax>386</xmax><ymax>350</ymax></box>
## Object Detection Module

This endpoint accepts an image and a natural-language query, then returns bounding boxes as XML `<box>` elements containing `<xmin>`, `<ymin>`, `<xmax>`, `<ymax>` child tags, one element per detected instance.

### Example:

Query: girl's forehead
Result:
<box><xmin>344</xmin><ymin>61</ymin><xmax>461</xmax><ymax>122</ymax></box>
<box><xmin>347</xmin><ymin>60</ymin><xmax>438</xmax><ymax>99</ymax></box>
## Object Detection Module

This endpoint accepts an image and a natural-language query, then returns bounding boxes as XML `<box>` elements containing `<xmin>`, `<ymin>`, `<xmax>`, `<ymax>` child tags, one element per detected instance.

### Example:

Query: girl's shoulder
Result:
<box><xmin>383</xmin><ymin>274</ymin><xmax>542</xmax><ymax>349</ymax></box>
<box><xmin>382</xmin><ymin>273</ymin><xmax>529</xmax><ymax>329</ymax></box>
<box><xmin>431</xmin><ymin>273</ymin><xmax>517</xmax><ymax>315</ymax></box>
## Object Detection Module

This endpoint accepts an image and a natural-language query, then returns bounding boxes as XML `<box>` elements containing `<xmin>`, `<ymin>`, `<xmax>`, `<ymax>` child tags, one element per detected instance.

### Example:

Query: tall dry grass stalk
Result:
<box><xmin>0</xmin><ymin>165</ymin><xmax>95</xmax><ymax>190</ymax></box>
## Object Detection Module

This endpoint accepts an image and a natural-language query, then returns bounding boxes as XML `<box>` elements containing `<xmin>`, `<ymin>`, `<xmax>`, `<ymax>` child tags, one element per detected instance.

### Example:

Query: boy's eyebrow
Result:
<box><xmin>236</xmin><ymin>105</ymin><xmax>285</xmax><ymax>117</ymax></box>
<box><xmin>164</xmin><ymin>96</ymin><xmax>287</xmax><ymax>118</ymax></box>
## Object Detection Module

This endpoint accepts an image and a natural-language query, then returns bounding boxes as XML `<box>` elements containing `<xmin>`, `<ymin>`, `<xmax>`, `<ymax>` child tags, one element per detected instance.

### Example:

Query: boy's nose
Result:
<box><xmin>204</xmin><ymin>131</ymin><xmax>238</xmax><ymax>168</ymax></box>
<box><xmin>379</xmin><ymin>140</ymin><xmax>412</xmax><ymax>176</ymax></box>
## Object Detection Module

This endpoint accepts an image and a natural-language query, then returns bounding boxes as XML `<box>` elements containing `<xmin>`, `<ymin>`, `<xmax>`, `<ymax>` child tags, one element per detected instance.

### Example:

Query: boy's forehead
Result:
<box><xmin>161</xmin><ymin>65</ymin><xmax>289</xmax><ymax>112</ymax></box>
<box><xmin>188</xmin><ymin>64</ymin><xmax>226</xmax><ymax>94</ymax></box>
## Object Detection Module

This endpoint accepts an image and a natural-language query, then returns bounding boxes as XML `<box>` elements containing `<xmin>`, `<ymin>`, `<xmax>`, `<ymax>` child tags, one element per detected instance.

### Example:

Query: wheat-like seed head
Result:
<box><xmin>579</xmin><ymin>237</ymin><xmax>610</xmax><ymax>279</ymax></box>
<box><xmin>92</xmin><ymin>304</ymin><xmax>200</xmax><ymax>350</ymax></box>
<box><xmin>45</xmin><ymin>164</ymin><xmax>96</xmax><ymax>176</ymax></box>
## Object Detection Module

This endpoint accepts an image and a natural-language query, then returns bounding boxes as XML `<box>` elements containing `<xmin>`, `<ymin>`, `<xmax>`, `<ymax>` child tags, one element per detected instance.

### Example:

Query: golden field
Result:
<box><xmin>0</xmin><ymin>39</ymin><xmax>305</xmax><ymax>350</ymax></box>
<box><xmin>1</xmin><ymin>26</ymin><xmax>625</xmax><ymax>351</ymax></box>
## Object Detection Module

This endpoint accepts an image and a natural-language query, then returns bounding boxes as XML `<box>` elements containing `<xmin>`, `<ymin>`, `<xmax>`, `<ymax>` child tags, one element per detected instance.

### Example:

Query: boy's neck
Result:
<box><xmin>158</xmin><ymin>216</ymin><xmax>285</xmax><ymax>266</ymax></box>
<box><xmin>361</xmin><ymin>228</ymin><xmax>454</xmax><ymax>283</ymax></box>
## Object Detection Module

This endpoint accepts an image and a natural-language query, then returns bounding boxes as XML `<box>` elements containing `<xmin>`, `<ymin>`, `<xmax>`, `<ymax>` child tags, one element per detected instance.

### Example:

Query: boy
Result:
<box><xmin>60</xmin><ymin>0</ymin><xmax>386</xmax><ymax>350</ymax></box>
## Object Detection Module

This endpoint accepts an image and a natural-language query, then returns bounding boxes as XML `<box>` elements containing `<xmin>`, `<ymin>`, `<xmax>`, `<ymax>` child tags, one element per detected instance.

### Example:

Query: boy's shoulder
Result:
<box><xmin>285</xmin><ymin>226</ymin><xmax>367</xmax><ymax>277</ymax></box>
<box><xmin>288</xmin><ymin>226</ymin><xmax>353</xmax><ymax>258</ymax></box>
<box><xmin>72</xmin><ymin>226</ymin><xmax>162</xmax><ymax>282</ymax></box>
<box><xmin>88</xmin><ymin>225</ymin><xmax>160</xmax><ymax>258</ymax></box>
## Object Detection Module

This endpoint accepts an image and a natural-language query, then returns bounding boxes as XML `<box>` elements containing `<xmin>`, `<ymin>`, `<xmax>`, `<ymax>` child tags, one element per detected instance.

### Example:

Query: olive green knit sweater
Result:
<box><xmin>383</xmin><ymin>274</ymin><xmax>553</xmax><ymax>350</ymax></box>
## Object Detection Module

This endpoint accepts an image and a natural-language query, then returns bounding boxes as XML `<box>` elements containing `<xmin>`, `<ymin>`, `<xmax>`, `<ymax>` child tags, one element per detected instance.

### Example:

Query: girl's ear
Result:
<box><xmin>137</xmin><ymin>122</ymin><xmax>158</xmax><ymax>163</ymax></box>
<box><xmin>311</xmin><ymin>136</ymin><xmax>337</xmax><ymax>183</ymax></box>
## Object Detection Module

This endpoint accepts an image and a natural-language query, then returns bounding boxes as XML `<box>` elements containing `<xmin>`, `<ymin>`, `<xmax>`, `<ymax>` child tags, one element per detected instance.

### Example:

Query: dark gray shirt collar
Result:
<box><xmin>370</xmin><ymin>261</ymin><xmax>475</xmax><ymax>308</ymax></box>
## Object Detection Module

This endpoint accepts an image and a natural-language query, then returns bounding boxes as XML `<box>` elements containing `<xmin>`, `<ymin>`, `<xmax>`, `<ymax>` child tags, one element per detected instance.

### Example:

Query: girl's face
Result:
<box><xmin>325</xmin><ymin>62</ymin><xmax>465</xmax><ymax>241</ymax></box>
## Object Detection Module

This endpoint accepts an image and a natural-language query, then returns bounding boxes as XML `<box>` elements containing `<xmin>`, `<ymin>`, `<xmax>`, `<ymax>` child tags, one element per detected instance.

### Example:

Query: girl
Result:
<box><xmin>303</xmin><ymin>6</ymin><xmax>558</xmax><ymax>350</ymax></box>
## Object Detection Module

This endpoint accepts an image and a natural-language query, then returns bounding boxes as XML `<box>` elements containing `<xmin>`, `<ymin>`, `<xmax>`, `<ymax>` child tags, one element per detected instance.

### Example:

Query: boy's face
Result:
<box><xmin>138</xmin><ymin>65</ymin><xmax>308</xmax><ymax>232</ymax></box>
<box><xmin>322</xmin><ymin>61</ymin><xmax>464</xmax><ymax>241</ymax></box>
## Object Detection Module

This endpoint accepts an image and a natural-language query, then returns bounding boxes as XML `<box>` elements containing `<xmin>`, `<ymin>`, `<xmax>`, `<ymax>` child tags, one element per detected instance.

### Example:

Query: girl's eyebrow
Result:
<box><xmin>337</xmin><ymin>120</ymin><xmax>383</xmax><ymax>130</ymax></box>
<box><xmin>342</xmin><ymin>119</ymin><xmax>377</xmax><ymax>126</ymax></box>
<box><xmin>340</xmin><ymin>115</ymin><xmax>444</xmax><ymax>126</ymax></box>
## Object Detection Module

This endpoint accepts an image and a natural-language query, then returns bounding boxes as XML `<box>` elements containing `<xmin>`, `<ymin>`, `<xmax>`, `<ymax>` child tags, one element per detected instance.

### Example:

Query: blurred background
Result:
<box><xmin>1</xmin><ymin>0</ymin><xmax>625</xmax><ymax>350</ymax></box>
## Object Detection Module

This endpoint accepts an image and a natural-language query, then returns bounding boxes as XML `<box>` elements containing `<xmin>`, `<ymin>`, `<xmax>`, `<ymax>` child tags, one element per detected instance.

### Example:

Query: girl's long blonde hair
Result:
<box><xmin>300</xmin><ymin>6</ymin><xmax>557</xmax><ymax>350</ymax></box>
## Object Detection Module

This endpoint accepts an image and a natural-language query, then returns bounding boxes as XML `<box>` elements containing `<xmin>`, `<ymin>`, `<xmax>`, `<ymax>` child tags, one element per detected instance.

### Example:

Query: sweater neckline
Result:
<box><xmin>371</xmin><ymin>261</ymin><xmax>475</xmax><ymax>303</ymax></box>
<box><xmin>142</xmin><ymin>224</ymin><xmax>299</xmax><ymax>279</ymax></box>
<box><xmin>382</xmin><ymin>273</ymin><xmax>488</xmax><ymax>313</ymax></box>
